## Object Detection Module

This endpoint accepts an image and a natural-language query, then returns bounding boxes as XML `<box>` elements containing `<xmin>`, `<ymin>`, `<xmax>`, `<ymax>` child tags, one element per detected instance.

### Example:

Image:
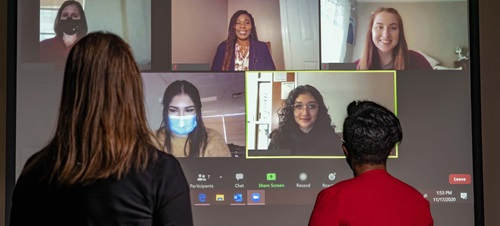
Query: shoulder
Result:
<box><xmin>19</xmin><ymin>149</ymin><xmax>50</xmax><ymax>178</ymax></box>
<box><xmin>390</xmin><ymin>177</ymin><xmax>431</xmax><ymax>211</ymax></box>
<box><xmin>25</xmin><ymin>149</ymin><xmax>45</xmax><ymax>165</ymax></box>
<box><xmin>204</xmin><ymin>128</ymin><xmax>231</xmax><ymax>157</ymax></box>
<box><xmin>39</xmin><ymin>37</ymin><xmax>62</xmax><ymax>48</ymax></box>
<box><xmin>155</xmin><ymin>148</ymin><xmax>176</xmax><ymax>161</ymax></box>
<box><xmin>408</xmin><ymin>50</ymin><xmax>433</xmax><ymax>70</ymax></box>
<box><xmin>40</xmin><ymin>37</ymin><xmax>58</xmax><ymax>44</ymax></box>
<box><xmin>254</xmin><ymin>40</ymin><xmax>268</xmax><ymax>47</ymax></box>
<box><xmin>390</xmin><ymin>175</ymin><xmax>428</xmax><ymax>198</ymax></box>
<box><xmin>149</xmin><ymin>147</ymin><xmax>185</xmax><ymax>176</ymax></box>
<box><xmin>374</xmin><ymin>171</ymin><xmax>429</xmax><ymax>204</ymax></box>
<box><xmin>309</xmin><ymin>181</ymin><xmax>353</xmax><ymax>225</ymax></box>
<box><xmin>206</xmin><ymin>128</ymin><xmax>224</xmax><ymax>139</ymax></box>
<box><xmin>353</xmin><ymin>59</ymin><xmax>361</xmax><ymax>69</ymax></box>
<box><xmin>315</xmin><ymin>179</ymin><xmax>354</xmax><ymax>203</ymax></box>
<box><xmin>408</xmin><ymin>50</ymin><xmax>426</xmax><ymax>60</ymax></box>
<box><xmin>253</xmin><ymin>40</ymin><xmax>271</xmax><ymax>52</ymax></box>
<box><xmin>326</xmin><ymin>129</ymin><xmax>343</xmax><ymax>153</ymax></box>
<box><xmin>216</xmin><ymin>41</ymin><xmax>228</xmax><ymax>51</ymax></box>
<box><xmin>153</xmin><ymin>129</ymin><xmax>166</xmax><ymax>148</ymax></box>
<box><xmin>268</xmin><ymin>128</ymin><xmax>290</xmax><ymax>145</ymax></box>
<box><xmin>324</xmin><ymin>178</ymin><xmax>354</xmax><ymax>193</ymax></box>
<box><xmin>205</xmin><ymin>128</ymin><xmax>227</xmax><ymax>146</ymax></box>
<box><xmin>316</xmin><ymin>125</ymin><xmax>340</xmax><ymax>140</ymax></box>
<box><xmin>39</xmin><ymin>37</ymin><xmax>59</xmax><ymax>50</ymax></box>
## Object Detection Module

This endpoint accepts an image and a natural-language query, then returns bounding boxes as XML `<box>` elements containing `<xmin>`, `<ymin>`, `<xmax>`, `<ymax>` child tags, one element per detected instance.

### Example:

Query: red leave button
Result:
<box><xmin>449</xmin><ymin>174</ymin><xmax>471</xmax><ymax>184</ymax></box>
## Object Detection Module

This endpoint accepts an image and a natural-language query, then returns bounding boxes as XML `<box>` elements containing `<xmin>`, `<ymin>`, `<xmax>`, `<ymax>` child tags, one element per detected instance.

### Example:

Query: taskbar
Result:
<box><xmin>189</xmin><ymin>188</ymin><xmax>474</xmax><ymax>206</ymax></box>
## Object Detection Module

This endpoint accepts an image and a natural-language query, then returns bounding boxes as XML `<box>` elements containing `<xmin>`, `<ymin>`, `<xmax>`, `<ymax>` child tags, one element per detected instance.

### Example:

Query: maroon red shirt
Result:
<box><xmin>39</xmin><ymin>36</ymin><xmax>75</xmax><ymax>70</ymax></box>
<box><xmin>354</xmin><ymin>50</ymin><xmax>434</xmax><ymax>70</ymax></box>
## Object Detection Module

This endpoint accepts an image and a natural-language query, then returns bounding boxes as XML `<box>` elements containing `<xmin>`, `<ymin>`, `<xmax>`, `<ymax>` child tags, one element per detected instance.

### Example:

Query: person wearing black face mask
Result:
<box><xmin>308</xmin><ymin>101</ymin><xmax>433</xmax><ymax>226</ymax></box>
<box><xmin>58</xmin><ymin>17</ymin><xmax>83</xmax><ymax>36</ymax></box>
<box><xmin>40</xmin><ymin>1</ymin><xmax>88</xmax><ymax>69</ymax></box>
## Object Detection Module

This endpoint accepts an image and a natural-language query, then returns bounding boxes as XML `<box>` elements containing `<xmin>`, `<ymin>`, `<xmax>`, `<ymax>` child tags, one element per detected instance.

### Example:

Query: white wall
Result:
<box><xmin>85</xmin><ymin>0</ymin><xmax>151</xmax><ymax>68</ymax></box>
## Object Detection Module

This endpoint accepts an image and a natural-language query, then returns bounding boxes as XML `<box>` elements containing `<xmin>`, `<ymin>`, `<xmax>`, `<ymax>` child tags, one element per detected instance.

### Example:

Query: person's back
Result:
<box><xmin>309</xmin><ymin>100</ymin><xmax>433</xmax><ymax>226</ymax></box>
<box><xmin>11</xmin><ymin>148</ymin><xmax>191</xmax><ymax>226</ymax></box>
<box><xmin>10</xmin><ymin>32</ymin><xmax>193</xmax><ymax>226</ymax></box>
<box><xmin>311</xmin><ymin>169</ymin><xmax>431</xmax><ymax>226</ymax></box>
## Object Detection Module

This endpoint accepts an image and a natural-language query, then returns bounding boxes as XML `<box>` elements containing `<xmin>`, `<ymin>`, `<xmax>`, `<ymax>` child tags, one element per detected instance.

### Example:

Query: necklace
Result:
<box><xmin>238</xmin><ymin>44</ymin><xmax>249</xmax><ymax>58</ymax></box>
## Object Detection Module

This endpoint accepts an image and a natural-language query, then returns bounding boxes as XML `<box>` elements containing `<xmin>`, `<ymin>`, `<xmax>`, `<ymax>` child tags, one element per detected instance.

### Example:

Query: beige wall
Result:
<box><xmin>479</xmin><ymin>0</ymin><xmax>500</xmax><ymax>225</ymax></box>
<box><xmin>228</xmin><ymin>0</ymin><xmax>285</xmax><ymax>70</ymax></box>
<box><xmin>172</xmin><ymin>0</ymin><xmax>285</xmax><ymax>70</ymax></box>
<box><xmin>352</xmin><ymin>2</ymin><xmax>468</xmax><ymax>68</ymax></box>
<box><xmin>172</xmin><ymin>0</ymin><xmax>228</xmax><ymax>65</ymax></box>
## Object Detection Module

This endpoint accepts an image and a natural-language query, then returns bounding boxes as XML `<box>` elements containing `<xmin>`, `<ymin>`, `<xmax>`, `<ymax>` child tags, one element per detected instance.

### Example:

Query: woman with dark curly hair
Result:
<box><xmin>268</xmin><ymin>85</ymin><xmax>343</xmax><ymax>156</ymax></box>
<box><xmin>211</xmin><ymin>10</ymin><xmax>275</xmax><ymax>71</ymax></box>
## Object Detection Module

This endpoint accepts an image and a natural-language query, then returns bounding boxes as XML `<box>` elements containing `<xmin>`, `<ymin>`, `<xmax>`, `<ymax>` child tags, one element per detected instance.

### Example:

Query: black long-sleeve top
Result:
<box><xmin>10</xmin><ymin>148</ymin><xmax>193</xmax><ymax>226</ymax></box>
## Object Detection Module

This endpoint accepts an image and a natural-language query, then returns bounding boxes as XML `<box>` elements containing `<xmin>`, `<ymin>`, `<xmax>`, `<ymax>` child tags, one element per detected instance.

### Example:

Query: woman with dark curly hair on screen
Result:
<box><xmin>268</xmin><ymin>85</ymin><xmax>343</xmax><ymax>156</ymax></box>
<box><xmin>10</xmin><ymin>32</ymin><xmax>193</xmax><ymax>225</ymax></box>
<box><xmin>211</xmin><ymin>10</ymin><xmax>275</xmax><ymax>71</ymax></box>
<box><xmin>355</xmin><ymin>7</ymin><xmax>432</xmax><ymax>70</ymax></box>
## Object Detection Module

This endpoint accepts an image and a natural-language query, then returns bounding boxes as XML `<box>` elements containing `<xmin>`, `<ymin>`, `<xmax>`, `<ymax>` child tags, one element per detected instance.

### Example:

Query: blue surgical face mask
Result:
<box><xmin>168</xmin><ymin>115</ymin><xmax>197</xmax><ymax>136</ymax></box>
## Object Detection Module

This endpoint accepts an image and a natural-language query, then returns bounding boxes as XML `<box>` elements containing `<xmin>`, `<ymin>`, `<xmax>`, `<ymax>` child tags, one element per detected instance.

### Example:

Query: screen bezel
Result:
<box><xmin>4</xmin><ymin>0</ymin><xmax>484</xmax><ymax>225</ymax></box>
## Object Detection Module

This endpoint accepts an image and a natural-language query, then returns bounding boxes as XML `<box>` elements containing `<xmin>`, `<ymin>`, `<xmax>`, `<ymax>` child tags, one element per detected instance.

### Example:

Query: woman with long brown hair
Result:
<box><xmin>356</xmin><ymin>7</ymin><xmax>432</xmax><ymax>70</ymax></box>
<box><xmin>10</xmin><ymin>32</ymin><xmax>193</xmax><ymax>225</ymax></box>
<box><xmin>211</xmin><ymin>10</ymin><xmax>275</xmax><ymax>71</ymax></box>
<box><xmin>40</xmin><ymin>0</ymin><xmax>88</xmax><ymax>69</ymax></box>
<box><xmin>155</xmin><ymin>80</ymin><xmax>231</xmax><ymax>157</ymax></box>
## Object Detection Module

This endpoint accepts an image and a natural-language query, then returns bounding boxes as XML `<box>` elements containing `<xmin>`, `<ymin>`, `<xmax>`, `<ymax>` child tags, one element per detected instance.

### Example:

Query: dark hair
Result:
<box><xmin>342</xmin><ymin>100</ymin><xmax>402</xmax><ymax>166</ymax></box>
<box><xmin>357</xmin><ymin>7</ymin><xmax>409</xmax><ymax>70</ymax></box>
<box><xmin>269</xmin><ymin>85</ymin><xmax>334</xmax><ymax>145</ymax></box>
<box><xmin>221</xmin><ymin>10</ymin><xmax>259</xmax><ymax>71</ymax></box>
<box><xmin>158</xmin><ymin>80</ymin><xmax>208</xmax><ymax>157</ymax></box>
<box><xmin>23</xmin><ymin>32</ymin><xmax>155</xmax><ymax>186</ymax></box>
<box><xmin>53</xmin><ymin>1</ymin><xmax>89</xmax><ymax>37</ymax></box>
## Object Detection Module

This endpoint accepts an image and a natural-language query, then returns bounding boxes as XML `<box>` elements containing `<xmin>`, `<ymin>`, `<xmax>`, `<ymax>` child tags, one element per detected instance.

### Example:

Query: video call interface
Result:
<box><xmin>15</xmin><ymin>0</ymin><xmax>475</xmax><ymax>225</ymax></box>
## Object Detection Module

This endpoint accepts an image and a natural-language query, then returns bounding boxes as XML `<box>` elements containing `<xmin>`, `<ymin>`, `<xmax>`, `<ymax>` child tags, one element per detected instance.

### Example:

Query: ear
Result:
<box><xmin>342</xmin><ymin>145</ymin><xmax>348</xmax><ymax>157</ymax></box>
